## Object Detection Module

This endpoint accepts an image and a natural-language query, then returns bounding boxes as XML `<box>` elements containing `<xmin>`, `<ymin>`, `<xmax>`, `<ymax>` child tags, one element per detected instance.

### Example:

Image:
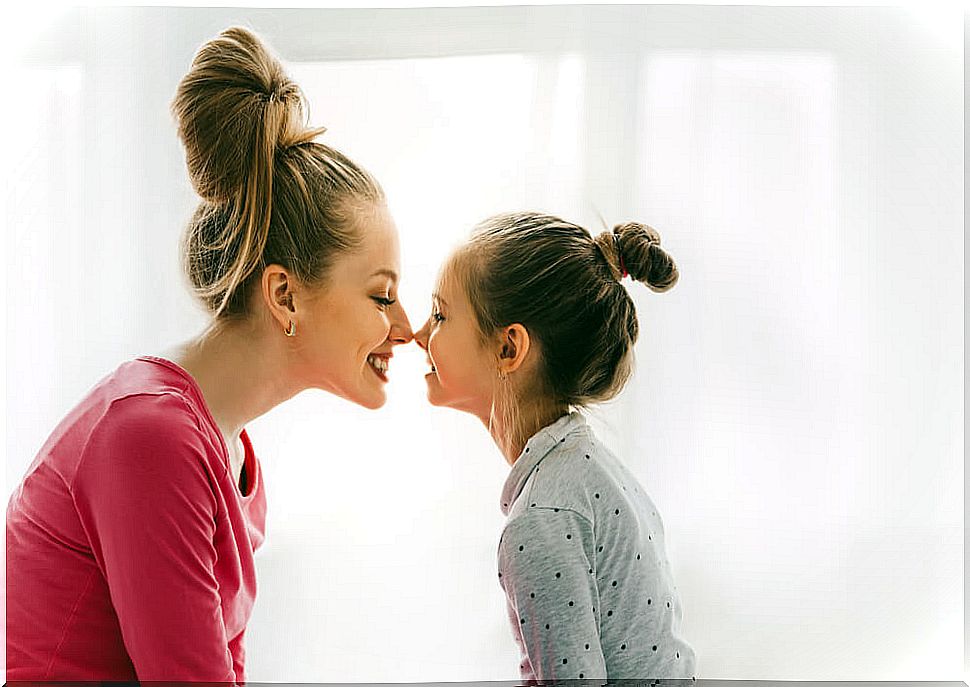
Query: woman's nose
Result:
<box><xmin>388</xmin><ymin>301</ymin><xmax>413</xmax><ymax>345</ymax></box>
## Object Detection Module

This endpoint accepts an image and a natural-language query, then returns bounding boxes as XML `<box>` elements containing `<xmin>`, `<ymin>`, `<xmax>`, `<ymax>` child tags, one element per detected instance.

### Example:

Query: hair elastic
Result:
<box><xmin>613</xmin><ymin>233</ymin><xmax>628</xmax><ymax>279</ymax></box>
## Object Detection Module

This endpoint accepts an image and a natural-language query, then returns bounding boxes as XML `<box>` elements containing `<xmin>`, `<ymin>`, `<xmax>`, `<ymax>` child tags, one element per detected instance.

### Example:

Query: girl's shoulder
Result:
<box><xmin>512</xmin><ymin>427</ymin><xmax>630</xmax><ymax>522</ymax></box>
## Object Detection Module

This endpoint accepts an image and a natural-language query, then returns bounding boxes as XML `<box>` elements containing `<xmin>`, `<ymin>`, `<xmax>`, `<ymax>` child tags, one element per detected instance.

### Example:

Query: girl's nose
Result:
<box><xmin>414</xmin><ymin>319</ymin><xmax>430</xmax><ymax>351</ymax></box>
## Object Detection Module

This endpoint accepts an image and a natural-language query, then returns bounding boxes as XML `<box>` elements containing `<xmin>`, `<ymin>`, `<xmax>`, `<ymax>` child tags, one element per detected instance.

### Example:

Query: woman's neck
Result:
<box><xmin>161</xmin><ymin>318</ymin><xmax>299</xmax><ymax>476</ymax></box>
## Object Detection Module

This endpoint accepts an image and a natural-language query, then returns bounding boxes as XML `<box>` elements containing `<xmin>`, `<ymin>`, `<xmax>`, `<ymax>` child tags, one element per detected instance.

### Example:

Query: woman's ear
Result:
<box><xmin>261</xmin><ymin>264</ymin><xmax>298</xmax><ymax>334</ymax></box>
<box><xmin>497</xmin><ymin>323</ymin><xmax>531</xmax><ymax>376</ymax></box>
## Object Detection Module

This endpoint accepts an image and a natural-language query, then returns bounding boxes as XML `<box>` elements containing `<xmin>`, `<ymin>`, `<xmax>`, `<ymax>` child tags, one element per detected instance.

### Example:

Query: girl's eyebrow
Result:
<box><xmin>432</xmin><ymin>293</ymin><xmax>448</xmax><ymax>307</ymax></box>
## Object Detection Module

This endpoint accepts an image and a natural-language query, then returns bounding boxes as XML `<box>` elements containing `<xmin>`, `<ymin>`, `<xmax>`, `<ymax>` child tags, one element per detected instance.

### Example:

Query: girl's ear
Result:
<box><xmin>497</xmin><ymin>323</ymin><xmax>531</xmax><ymax>376</ymax></box>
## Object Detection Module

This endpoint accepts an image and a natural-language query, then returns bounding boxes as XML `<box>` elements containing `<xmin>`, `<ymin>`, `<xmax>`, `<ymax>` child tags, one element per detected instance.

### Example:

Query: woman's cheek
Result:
<box><xmin>373</xmin><ymin>307</ymin><xmax>391</xmax><ymax>343</ymax></box>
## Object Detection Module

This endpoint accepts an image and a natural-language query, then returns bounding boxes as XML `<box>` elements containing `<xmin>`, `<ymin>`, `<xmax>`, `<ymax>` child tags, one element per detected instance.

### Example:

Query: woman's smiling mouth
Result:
<box><xmin>366</xmin><ymin>353</ymin><xmax>391</xmax><ymax>381</ymax></box>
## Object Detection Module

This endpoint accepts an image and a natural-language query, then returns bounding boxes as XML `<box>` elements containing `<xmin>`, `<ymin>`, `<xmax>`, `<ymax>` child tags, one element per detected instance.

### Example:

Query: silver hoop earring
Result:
<box><xmin>285</xmin><ymin>320</ymin><xmax>296</xmax><ymax>337</ymax></box>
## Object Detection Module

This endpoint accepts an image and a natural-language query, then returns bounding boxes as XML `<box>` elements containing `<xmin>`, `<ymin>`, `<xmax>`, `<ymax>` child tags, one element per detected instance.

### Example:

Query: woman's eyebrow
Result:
<box><xmin>369</xmin><ymin>268</ymin><xmax>399</xmax><ymax>282</ymax></box>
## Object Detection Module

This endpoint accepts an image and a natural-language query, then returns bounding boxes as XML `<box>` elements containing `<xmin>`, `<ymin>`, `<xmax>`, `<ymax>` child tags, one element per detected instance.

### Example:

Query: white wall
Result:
<box><xmin>4</xmin><ymin>5</ymin><xmax>963</xmax><ymax>681</ymax></box>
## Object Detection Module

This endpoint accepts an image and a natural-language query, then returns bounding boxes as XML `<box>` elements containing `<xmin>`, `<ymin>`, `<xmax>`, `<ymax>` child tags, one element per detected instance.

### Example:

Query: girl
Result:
<box><xmin>5</xmin><ymin>26</ymin><xmax>412</xmax><ymax>681</ymax></box>
<box><xmin>414</xmin><ymin>212</ymin><xmax>696</xmax><ymax>681</ymax></box>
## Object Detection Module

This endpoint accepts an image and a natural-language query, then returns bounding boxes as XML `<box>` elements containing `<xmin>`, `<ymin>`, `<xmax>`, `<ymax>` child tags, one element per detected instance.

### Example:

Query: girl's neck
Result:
<box><xmin>488</xmin><ymin>396</ymin><xmax>569</xmax><ymax>467</ymax></box>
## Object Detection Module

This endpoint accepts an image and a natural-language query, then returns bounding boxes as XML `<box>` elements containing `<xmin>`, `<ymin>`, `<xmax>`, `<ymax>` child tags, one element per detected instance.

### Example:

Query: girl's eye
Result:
<box><xmin>432</xmin><ymin>311</ymin><xmax>445</xmax><ymax>324</ymax></box>
<box><xmin>373</xmin><ymin>296</ymin><xmax>396</xmax><ymax>309</ymax></box>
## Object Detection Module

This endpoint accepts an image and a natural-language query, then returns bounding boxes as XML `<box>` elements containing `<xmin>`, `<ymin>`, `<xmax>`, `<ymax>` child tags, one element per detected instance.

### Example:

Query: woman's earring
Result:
<box><xmin>285</xmin><ymin>320</ymin><xmax>296</xmax><ymax>337</ymax></box>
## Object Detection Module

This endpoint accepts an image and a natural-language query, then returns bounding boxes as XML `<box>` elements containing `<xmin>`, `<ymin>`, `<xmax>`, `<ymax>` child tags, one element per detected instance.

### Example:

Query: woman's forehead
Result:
<box><xmin>341</xmin><ymin>216</ymin><xmax>400</xmax><ymax>278</ymax></box>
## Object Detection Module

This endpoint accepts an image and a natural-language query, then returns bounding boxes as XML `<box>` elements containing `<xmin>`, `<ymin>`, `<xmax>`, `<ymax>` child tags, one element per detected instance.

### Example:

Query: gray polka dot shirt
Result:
<box><xmin>497</xmin><ymin>412</ymin><xmax>697</xmax><ymax>681</ymax></box>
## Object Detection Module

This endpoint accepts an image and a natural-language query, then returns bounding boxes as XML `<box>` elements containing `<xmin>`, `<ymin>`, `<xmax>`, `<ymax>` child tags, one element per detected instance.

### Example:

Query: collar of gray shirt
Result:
<box><xmin>499</xmin><ymin>410</ymin><xmax>588</xmax><ymax>516</ymax></box>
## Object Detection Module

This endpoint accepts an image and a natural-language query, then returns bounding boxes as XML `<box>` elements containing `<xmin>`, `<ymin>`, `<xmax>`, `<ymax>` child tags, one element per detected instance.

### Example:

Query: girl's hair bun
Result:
<box><xmin>612</xmin><ymin>222</ymin><xmax>679</xmax><ymax>292</ymax></box>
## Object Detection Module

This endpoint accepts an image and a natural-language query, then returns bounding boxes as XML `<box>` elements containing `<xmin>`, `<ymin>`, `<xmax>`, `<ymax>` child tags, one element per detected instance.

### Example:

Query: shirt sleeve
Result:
<box><xmin>72</xmin><ymin>392</ymin><xmax>236</xmax><ymax>682</ymax></box>
<box><xmin>498</xmin><ymin>506</ymin><xmax>607</xmax><ymax>680</ymax></box>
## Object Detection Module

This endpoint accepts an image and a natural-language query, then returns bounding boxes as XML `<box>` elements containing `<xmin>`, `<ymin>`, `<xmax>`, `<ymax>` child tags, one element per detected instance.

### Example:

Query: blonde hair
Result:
<box><xmin>453</xmin><ymin>212</ymin><xmax>678</xmax><ymax>411</ymax></box>
<box><xmin>172</xmin><ymin>26</ymin><xmax>383</xmax><ymax>318</ymax></box>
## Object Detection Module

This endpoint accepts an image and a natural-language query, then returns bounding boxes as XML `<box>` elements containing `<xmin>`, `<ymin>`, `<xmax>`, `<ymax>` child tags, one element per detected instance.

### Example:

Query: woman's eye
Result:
<box><xmin>373</xmin><ymin>296</ymin><xmax>396</xmax><ymax>309</ymax></box>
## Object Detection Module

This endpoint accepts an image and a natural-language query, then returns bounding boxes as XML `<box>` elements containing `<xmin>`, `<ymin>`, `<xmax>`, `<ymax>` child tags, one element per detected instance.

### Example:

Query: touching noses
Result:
<box><xmin>413</xmin><ymin>319</ymin><xmax>430</xmax><ymax>351</ymax></box>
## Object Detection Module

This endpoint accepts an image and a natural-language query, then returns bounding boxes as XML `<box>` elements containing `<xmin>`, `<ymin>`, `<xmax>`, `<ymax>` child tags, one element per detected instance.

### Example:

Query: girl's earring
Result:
<box><xmin>285</xmin><ymin>320</ymin><xmax>296</xmax><ymax>337</ymax></box>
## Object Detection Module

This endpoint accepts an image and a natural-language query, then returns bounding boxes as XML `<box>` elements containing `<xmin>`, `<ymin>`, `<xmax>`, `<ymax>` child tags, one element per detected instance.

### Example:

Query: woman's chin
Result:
<box><xmin>362</xmin><ymin>385</ymin><xmax>389</xmax><ymax>409</ymax></box>
<box><xmin>342</xmin><ymin>383</ymin><xmax>386</xmax><ymax>410</ymax></box>
<box><xmin>359</xmin><ymin>396</ymin><xmax>386</xmax><ymax>410</ymax></box>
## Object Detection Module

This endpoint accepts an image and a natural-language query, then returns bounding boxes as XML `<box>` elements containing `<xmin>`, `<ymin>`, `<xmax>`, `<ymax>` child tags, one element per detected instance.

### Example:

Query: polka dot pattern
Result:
<box><xmin>496</xmin><ymin>411</ymin><xmax>696</xmax><ymax>681</ymax></box>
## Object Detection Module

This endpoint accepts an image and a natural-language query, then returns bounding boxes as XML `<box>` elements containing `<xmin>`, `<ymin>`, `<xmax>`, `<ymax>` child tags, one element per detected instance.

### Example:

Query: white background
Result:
<box><xmin>2</xmin><ymin>3</ymin><xmax>964</xmax><ymax>681</ymax></box>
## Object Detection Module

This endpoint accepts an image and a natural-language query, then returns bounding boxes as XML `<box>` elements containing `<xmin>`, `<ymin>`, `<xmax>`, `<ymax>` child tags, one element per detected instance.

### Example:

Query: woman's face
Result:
<box><xmin>413</xmin><ymin>260</ymin><xmax>497</xmax><ymax>422</ymax></box>
<box><xmin>296</xmin><ymin>202</ymin><xmax>413</xmax><ymax>409</ymax></box>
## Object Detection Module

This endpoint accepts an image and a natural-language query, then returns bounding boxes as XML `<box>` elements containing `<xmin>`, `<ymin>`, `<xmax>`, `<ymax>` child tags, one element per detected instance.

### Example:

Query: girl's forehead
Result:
<box><xmin>433</xmin><ymin>271</ymin><xmax>465</xmax><ymax>311</ymax></box>
<box><xmin>432</xmin><ymin>278</ymin><xmax>452</xmax><ymax>303</ymax></box>
<box><xmin>434</xmin><ymin>259</ymin><xmax>457</xmax><ymax>295</ymax></box>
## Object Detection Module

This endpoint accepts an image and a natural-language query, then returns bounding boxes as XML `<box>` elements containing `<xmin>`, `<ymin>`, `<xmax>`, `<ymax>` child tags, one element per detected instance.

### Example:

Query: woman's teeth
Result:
<box><xmin>367</xmin><ymin>355</ymin><xmax>389</xmax><ymax>374</ymax></box>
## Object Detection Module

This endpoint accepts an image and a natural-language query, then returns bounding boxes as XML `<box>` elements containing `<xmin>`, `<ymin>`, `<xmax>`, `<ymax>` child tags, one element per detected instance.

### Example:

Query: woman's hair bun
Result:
<box><xmin>612</xmin><ymin>221</ymin><xmax>679</xmax><ymax>292</ymax></box>
<box><xmin>171</xmin><ymin>25</ymin><xmax>321</xmax><ymax>204</ymax></box>
<box><xmin>173</xmin><ymin>25</ymin><xmax>331</xmax><ymax>319</ymax></box>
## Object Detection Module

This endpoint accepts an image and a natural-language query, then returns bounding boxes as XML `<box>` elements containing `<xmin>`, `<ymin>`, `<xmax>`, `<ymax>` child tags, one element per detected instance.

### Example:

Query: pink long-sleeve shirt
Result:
<box><xmin>6</xmin><ymin>355</ymin><xmax>267</xmax><ymax>681</ymax></box>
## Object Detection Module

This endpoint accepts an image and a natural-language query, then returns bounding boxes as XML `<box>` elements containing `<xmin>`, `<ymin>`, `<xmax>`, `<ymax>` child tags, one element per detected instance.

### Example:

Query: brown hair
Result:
<box><xmin>453</xmin><ymin>212</ymin><xmax>678</xmax><ymax>408</ymax></box>
<box><xmin>172</xmin><ymin>26</ymin><xmax>383</xmax><ymax>318</ymax></box>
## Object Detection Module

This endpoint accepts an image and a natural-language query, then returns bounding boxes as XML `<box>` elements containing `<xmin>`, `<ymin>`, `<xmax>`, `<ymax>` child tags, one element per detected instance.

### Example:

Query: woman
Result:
<box><xmin>414</xmin><ymin>212</ymin><xmax>696</xmax><ymax>680</ymax></box>
<box><xmin>5</xmin><ymin>26</ymin><xmax>412</xmax><ymax>681</ymax></box>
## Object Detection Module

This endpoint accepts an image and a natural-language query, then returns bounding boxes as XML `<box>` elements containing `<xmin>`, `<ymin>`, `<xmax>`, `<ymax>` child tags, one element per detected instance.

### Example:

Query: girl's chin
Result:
<box><xmin>423</xmin><ymin>376</ymin><xmax>448</xmax><ymax>407</ymax></box>
<box><xmin>423</xmin><ymin>375</ymin><xmax>482</xmax><ymax>416</ymax></box>
<box><xmin>424</xmin><ymin>389</ymin><xmax>482</xmax><ymax>419</ymax></box>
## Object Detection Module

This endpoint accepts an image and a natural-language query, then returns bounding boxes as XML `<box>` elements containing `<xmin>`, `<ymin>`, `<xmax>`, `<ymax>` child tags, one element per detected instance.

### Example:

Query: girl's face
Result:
<box><xmin>413</xmin><ymin>262</ymin><xmax>498</xmax><ymax>422</ymax></box>
<box><xmin>295</xmin><ymin>202</ymin><xmax>413</xmax><ymax>409</ymax></box>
